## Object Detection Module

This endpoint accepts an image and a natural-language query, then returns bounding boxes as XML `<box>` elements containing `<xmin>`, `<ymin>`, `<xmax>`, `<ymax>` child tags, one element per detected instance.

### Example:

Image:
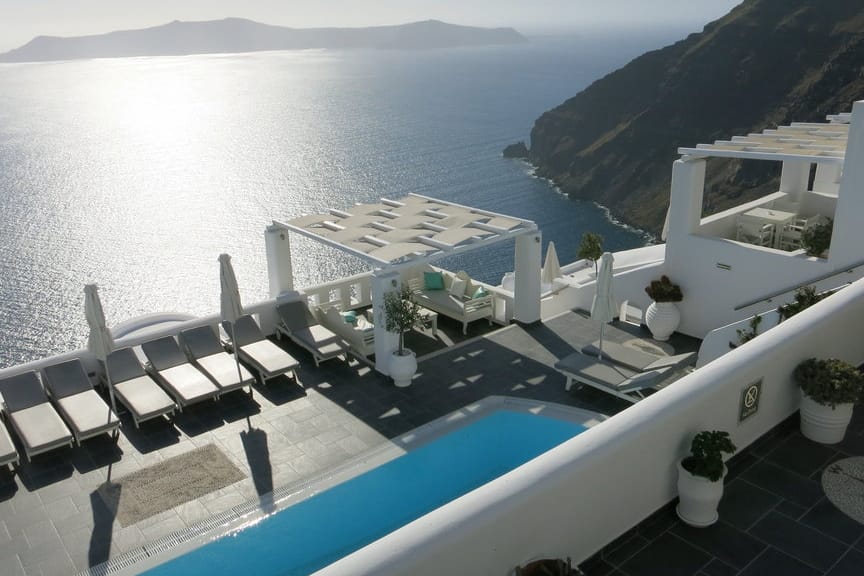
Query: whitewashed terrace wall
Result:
<box><xmin>315</xmin><ymin>276</ymin><xmax>864</xmax><ymax>576</ymax></box>
<box><xmin>665</xmin><ymin>234</ymin><xmax>864</xmax><ymax>337</ymax></box>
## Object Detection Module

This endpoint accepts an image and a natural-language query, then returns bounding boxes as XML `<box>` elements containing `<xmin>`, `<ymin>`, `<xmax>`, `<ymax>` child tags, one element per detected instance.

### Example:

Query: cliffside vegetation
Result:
<box><xmin>526</xmin><ymin>0</ymin><xmax>864</xmax><ymax>234</ymax></box>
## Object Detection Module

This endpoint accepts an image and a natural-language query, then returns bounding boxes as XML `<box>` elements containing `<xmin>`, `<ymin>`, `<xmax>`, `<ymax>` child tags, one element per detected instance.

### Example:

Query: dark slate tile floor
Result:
<box><xmin>580</xmin><ymin>408</ymin><xmax>864</xmax><ymax>576</ymax></box>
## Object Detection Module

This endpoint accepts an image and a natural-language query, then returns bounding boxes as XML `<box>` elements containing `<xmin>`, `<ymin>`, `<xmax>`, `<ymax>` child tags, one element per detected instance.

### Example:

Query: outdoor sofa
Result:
<box><xmin>313</xmin><ymin>304</ymin><xmax>375</xmax><ymax>357</ymax></box>
<box><xmin>407</xmin><ymin>266</ymin><xmax>493</xmax><ymax>335</ymax></box>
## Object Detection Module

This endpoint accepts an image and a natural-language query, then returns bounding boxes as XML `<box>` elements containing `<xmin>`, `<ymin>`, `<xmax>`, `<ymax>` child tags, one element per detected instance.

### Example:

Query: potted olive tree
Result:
<box><xmin>384</xmin><ymin>285</ymin><xmax>423</xmax><ymax>388</ymax></box>
<box><xmin>644</xmin><ymin>275</ymin><xmax>683</xmax><ymax>341</ymax></box>
<box><xmin>794</xmin><ymin>358</ymin><xmax>863</xmax><ymax>443</ymax></box>
<box><xmin>801</xmin><ymin>219</ymin><xmax>833</xmax><ymax>258</ymax></box>
<box><xmin>677</xmin><ymin>430</ymin><xmax>737</xmax><ymax>527</ymax></box>
<box><xmin>577</xmin><ymin>232</ymin><xmax>603</xmax><ymax>275</ymax></box>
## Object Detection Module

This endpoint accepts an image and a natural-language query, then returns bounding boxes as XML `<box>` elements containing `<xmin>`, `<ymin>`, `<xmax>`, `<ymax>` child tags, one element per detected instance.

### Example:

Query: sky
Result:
<box><xmin>0</xmin><ymin>0</ymin><xmax>743</xmax><ymax>53</ymax></box>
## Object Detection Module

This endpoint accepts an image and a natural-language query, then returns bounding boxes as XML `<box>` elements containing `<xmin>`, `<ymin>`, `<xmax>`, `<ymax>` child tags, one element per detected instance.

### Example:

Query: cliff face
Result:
<box><xmin>528</xmin><ymin>0</ymin><xmax>864</xmax><ymax>234</ymax></box>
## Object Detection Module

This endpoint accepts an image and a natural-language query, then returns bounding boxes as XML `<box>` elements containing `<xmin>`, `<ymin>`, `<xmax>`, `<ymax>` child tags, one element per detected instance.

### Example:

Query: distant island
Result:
<box><xmin>0</xmin><ymin>18</ymin><xmax>526</xmax><ymax>63</ymax></box>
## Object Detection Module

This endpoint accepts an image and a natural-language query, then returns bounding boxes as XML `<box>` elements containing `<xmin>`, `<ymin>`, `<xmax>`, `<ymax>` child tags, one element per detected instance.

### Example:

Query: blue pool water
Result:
<box><xmin>144</xmin><ymin>410</ymin><xmax>587</xmax><ymax>576</ymax></box>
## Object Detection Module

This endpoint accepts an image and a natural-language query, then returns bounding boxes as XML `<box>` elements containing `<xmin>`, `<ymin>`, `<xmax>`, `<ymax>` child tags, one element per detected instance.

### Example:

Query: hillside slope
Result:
<box><xmin>527</xmin><ymin>0</ymin><xmax>864</xmax><ymax>234</ymax></box>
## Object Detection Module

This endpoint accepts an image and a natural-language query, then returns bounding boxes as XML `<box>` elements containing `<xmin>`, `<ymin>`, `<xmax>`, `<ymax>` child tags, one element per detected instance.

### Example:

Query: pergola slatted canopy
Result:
<box><xmin>275</xmin><ymin>193</ymin><xmax>538</xmax><ymax>268</ymax></box>
<box><xmin>678</xmin><ymin>118</ymin><xmax>850</xmax><ymax>164</ymax></box>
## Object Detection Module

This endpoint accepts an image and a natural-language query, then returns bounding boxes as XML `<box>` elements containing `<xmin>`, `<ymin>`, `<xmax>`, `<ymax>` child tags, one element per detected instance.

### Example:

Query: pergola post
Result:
<box><xmin>265</xmin><ymin>224</ymin><xmax>294</xmax><ymax>298</ymax></box>
<box><xmin>513</xmin><ymin>232</ymin><xmax>541</xmax><ymax>324</ymax></box>
<box><xmin>779</xmin><ymin>160</ymin><xmax>811</xmax><ymax>203</ymax></box>
<box><xmin>372</xmin><ymin>269</ymin><xmax>400</xmax><ymax>375</ymax></box>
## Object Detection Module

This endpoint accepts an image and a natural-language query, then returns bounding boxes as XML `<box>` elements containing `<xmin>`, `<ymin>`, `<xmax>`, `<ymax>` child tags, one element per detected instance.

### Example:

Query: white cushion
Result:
<box><xmin>449</xmin><ymin>278</ymin><xmax>467</xmax><ymax>299</ymax></box>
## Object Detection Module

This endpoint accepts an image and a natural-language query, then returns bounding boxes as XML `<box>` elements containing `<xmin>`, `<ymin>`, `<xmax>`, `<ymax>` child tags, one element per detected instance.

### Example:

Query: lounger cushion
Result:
<box><xmin>291</xmin><ymin>325</ymin><xmax>348</xmax><ymax>357</ymax></box>
<box><xmin>581</xmin><ymin>342</ymin><xmax>661</xmax><ymax>371</ymax></box>
<box><xmin>240</xmin><ymin>340</ymin><xmax>299</xmax><ymax>375</ymax></box>
<box><xmin>106</xmin><ymin>348</ymin><xmax>148</xmax><ymax>382</ymax></box>
<box><xmin>10</xmin><ymin>404</ymin><xmax>73</xmax><ymax>454</ymax></box>
<box><xmin>0</xmin><ymin>372</ymin><xmax>47</xmax><ymax>412</ymax></box>
<box><xmin>180</xmin><ymin>326</ymin><xmax>226</xmax><ymax>359</ymax></box>
<box><xmin>43</xmin><ymin>360</ymin><xmax>93</xmax><ymax>398</ymax></box>
<box><xmin>554</xmin><ymin>353</ymin><xmax>671</xmax><ymax>392</ymax></box>
<box><xmin>643</xmin><ymin>352</ymin><xmax>697</xmax><ymax>371</ymax></box>
<box><xmin>55</xmin><ymin>390</ymin><xmax>120</xmax><ymax>439</ymax></box>
<box><xmin>197</xmin><ymin>353</ymin><xmax>254</xmax><ymax>392</ymax></box>
<box><xmin>114</xmin><ymin>375</ymin><xmax>175</xmax><ymax>421</ymax></box>
<box><xmin>582</xmin><ymin>342</ymin><xmax>696</xmax><ymax>373</ymax></box>
<box><xmin>158</xmin><ymin>364</ymin><xmax>219</xmax><ymax>404</ymax></box>
<box><xmin>0</xmin><ymin>422</ymin><xmax>17</xmax><ymax>467</ymax></box>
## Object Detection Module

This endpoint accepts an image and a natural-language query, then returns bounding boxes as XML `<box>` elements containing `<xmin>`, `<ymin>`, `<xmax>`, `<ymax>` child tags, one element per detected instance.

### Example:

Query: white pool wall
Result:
<box><xmin>316</xmin><ymin>275</ymin><xmax>864</xmax><ymax>575</ymax></box>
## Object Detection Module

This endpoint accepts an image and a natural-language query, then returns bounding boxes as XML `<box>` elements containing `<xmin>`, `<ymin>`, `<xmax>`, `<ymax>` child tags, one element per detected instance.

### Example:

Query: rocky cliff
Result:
<box><xmin>527</xmin><ymin>0</ymin><xmax>864</xmax><ymax>234</ymax></box>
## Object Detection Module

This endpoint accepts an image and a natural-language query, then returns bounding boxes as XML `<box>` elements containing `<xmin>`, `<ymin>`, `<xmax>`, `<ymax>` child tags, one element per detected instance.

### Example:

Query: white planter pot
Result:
<box><xmin>390</xmin><ymin>350</ymin><xmax>417</xmax><ymax>388</ymax></box>
<box><xmin>645</xmin><ymin>301</ymin><xmax>680</xmax><ymax>341</ymax></box>
<box><xmin>676</xmin><ymin>460</ymin><xmax>726</xmax><ymax>527</ymax></box>
<box><xmin>800</xmin><ymin>391</ymin><xmax>854</xmax><ymax>444</ymax></box>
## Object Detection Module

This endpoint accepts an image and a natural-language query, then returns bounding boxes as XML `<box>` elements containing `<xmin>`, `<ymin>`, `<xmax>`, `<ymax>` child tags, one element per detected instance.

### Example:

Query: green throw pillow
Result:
<box><xmin>342</xmin><ymin>311</ymin><xmax>357</xmax><ymax>324</ymax></box>
<box><xmin>424</xmin><ymin>271</ymin><xmax>445</xmax><ymax>290</ymax></box>
<box><xmin>472</xmin><ymin>286</ymin><xmax>488</xmax><ymax>299</ymax></box>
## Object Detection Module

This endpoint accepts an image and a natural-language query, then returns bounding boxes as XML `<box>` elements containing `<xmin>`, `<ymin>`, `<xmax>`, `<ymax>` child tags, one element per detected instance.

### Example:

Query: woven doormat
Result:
<box><xmin>822</xmin><ymin>456</ymin><xmax>864</xmax><ymax>525</ymax></box>
<box><xmin>99</xmin><ymin>444</ymin><xmax>245</xmax><ymax>527</ymax></box>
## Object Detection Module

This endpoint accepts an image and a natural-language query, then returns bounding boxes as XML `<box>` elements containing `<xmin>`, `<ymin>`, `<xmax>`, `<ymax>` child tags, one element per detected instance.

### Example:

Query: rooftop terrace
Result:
<box><xmin>0</xmin><ymin>311</ymin><xmax>700</xmax><ymax>576</ymax></box>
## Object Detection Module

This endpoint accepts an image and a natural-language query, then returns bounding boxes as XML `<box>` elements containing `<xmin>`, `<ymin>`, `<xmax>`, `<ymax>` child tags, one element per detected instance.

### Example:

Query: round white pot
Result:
<box><xmin>645</xmin><ymin>301</ymin><xmax>680</xmax><ymax>341</ymax></box>
<box><xmin>390</xmin><ymin>349</ymin><xmax>417</xmax><ymax>388</ymax></box>
<box><xmin>676</xmin><ymin>460</ymin><xmax>726</xmax><ymax>527</ymax></box>
<box><xmin>800</xmin><ymin>391</ymin><xmax>854</xmax><ymax>444</ymax></box>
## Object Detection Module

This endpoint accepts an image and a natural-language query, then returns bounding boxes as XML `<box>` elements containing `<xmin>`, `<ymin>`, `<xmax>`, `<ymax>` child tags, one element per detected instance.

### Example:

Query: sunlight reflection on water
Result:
<box><xmin>0</xmin><ymin>40</ymin><xmax>657</xmax><ymax>367</ymax></box>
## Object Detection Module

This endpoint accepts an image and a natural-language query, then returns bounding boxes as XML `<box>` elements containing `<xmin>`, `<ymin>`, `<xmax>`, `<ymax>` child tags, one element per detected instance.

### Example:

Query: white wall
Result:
<box><xmin>665</xmin><ymin>234</ymin><xmax>864</xmax><ymax>337</ymax></box>
<box><xmin>316</xmin><ymin>276</ymin><xmax>864</xmax><ymax>576</ymax></box>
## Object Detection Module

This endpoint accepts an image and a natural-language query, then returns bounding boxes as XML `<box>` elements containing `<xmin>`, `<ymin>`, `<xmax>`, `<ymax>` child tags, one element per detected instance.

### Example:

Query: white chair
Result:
<box><xmin>780</xmin><ymin>215</ymin><xmax>825</xmax><ymax>252</ymax></box>
<box><xmin>736</xmin><ymin>220</ymin><xmax>775</xmax><ymax>247</ymax></box>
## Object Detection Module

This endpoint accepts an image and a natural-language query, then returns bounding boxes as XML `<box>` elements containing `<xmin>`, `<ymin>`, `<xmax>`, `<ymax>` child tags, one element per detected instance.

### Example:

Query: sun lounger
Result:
<box><xmin>106</xmin><ymin>348</ymin><xmax>176</xmax><ymax>427</ymax></box>
<box><xmin>554</xmin><ymin>352</ymin><xmax>672</xmax><ymax>403</ymax></box>
<box><xmin>581</xmin><ymin>341</ymin><xmax>696</xmax><ymax>372</ymax></box>
<box><xmin>141</xmin><ymin>336</ymin><xmax>220</xmax><ymax>409</ymax></box>
<box><xmin>0</xmin><ymin>420</ymin><xmax>19</xmax><ymax>468</ymax></box>
<box><xmin>42</xmin><ymin>359</ymin><xmax>120</xmax><ymax>445</ymax></box>
<box><xmin>275</xmin><ymin>300</ymin><xmax>349</xmax><ymax>366</ymax></box>
<box><xmin>0</xmin><ymin>371</ymin><xmax>74</xmax><ymax>460</ymax></box>
<box><xmin>179</xmin><ymin>325</ymin><xmax>254</xmax><ymax>395</ymax></box>
<box><xmin>229</xmin><ymin>315</ymin><xmax>300</xmax><ymax>385</ymax></box>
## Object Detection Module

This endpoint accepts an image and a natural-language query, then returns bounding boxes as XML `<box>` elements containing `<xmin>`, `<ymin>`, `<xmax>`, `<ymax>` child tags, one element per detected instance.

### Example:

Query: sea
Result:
<box><xmin>0</xmin><ymin>28</ymin><xmax>688</xmax><ymax>368</ymax></box>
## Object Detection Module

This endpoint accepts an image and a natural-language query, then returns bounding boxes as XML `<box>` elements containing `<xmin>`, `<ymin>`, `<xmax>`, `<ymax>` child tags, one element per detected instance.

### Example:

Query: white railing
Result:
<box><xmin>301</xmin><ymin>271</ymin><xmax>375</xmax><ymax>312</ymax></box>
<box><xmin>697</xmin><ymin>309</ymin><xmax>781</xmax><ymax>367</ymax></box>
<box><xmin>316</xmin><ymin>275</ymin><xmax>864</xmax><ymax>576</ymax></box>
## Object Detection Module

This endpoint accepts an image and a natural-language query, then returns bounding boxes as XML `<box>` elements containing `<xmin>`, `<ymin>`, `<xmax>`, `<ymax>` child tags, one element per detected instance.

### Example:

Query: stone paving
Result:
<box><xmin>0</xmin><ymin>311</ymin><xmax>697</xmax><ymax>575</ymax></box>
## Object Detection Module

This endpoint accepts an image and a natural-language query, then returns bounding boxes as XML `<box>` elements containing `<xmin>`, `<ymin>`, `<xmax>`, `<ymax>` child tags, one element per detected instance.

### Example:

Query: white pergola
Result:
<box><xmin>678</xmin><ymin>121</ymin><xmax>849</xmax><ymax>164</ymax></box>
<box><xmin>263</xmin><ymin>193</ymin><xmax>542</xmax><ymax>374</ymax></box>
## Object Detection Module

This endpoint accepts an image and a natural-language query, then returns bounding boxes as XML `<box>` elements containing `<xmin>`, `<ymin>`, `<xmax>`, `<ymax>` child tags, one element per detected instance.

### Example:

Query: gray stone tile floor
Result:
<box><xmin>0</xmin><ymin>311</ymin><xmax>701</xmax><ymax>575</ymax></box>
<box><xmin>581</xmin><ymin>408</ymin><xmax>864</xmax><ymax>576</ymax></box>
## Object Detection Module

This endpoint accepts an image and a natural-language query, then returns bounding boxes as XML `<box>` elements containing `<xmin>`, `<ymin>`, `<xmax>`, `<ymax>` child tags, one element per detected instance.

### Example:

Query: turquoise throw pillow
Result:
<box><xmin>472</xmin><ymin>286</ymin><xmax>488</xmax><ymax>299</ymax></box>
<box><xmin>424</xmin><ymin>271</ymin><xmax>445</xmax><ymax>291</ymax></box>
<box><xmin>343</xmin><ymin>311</ymin><xmax>357</xmax><ymax>324</ymax></box>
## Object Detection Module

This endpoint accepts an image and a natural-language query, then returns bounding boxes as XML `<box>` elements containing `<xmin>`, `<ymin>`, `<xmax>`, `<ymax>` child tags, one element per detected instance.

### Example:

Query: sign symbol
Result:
<box><xmin>744</xmin><ymin>385</ymin><xmax>759</xmax><ymax>408</ymax></box>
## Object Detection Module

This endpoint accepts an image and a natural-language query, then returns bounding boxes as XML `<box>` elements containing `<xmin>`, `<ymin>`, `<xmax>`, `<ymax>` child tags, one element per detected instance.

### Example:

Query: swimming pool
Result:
<box><xmin>143</xmin><ymin>408</ymin><xmax>588</xmax><ymax>576</ymax></box>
